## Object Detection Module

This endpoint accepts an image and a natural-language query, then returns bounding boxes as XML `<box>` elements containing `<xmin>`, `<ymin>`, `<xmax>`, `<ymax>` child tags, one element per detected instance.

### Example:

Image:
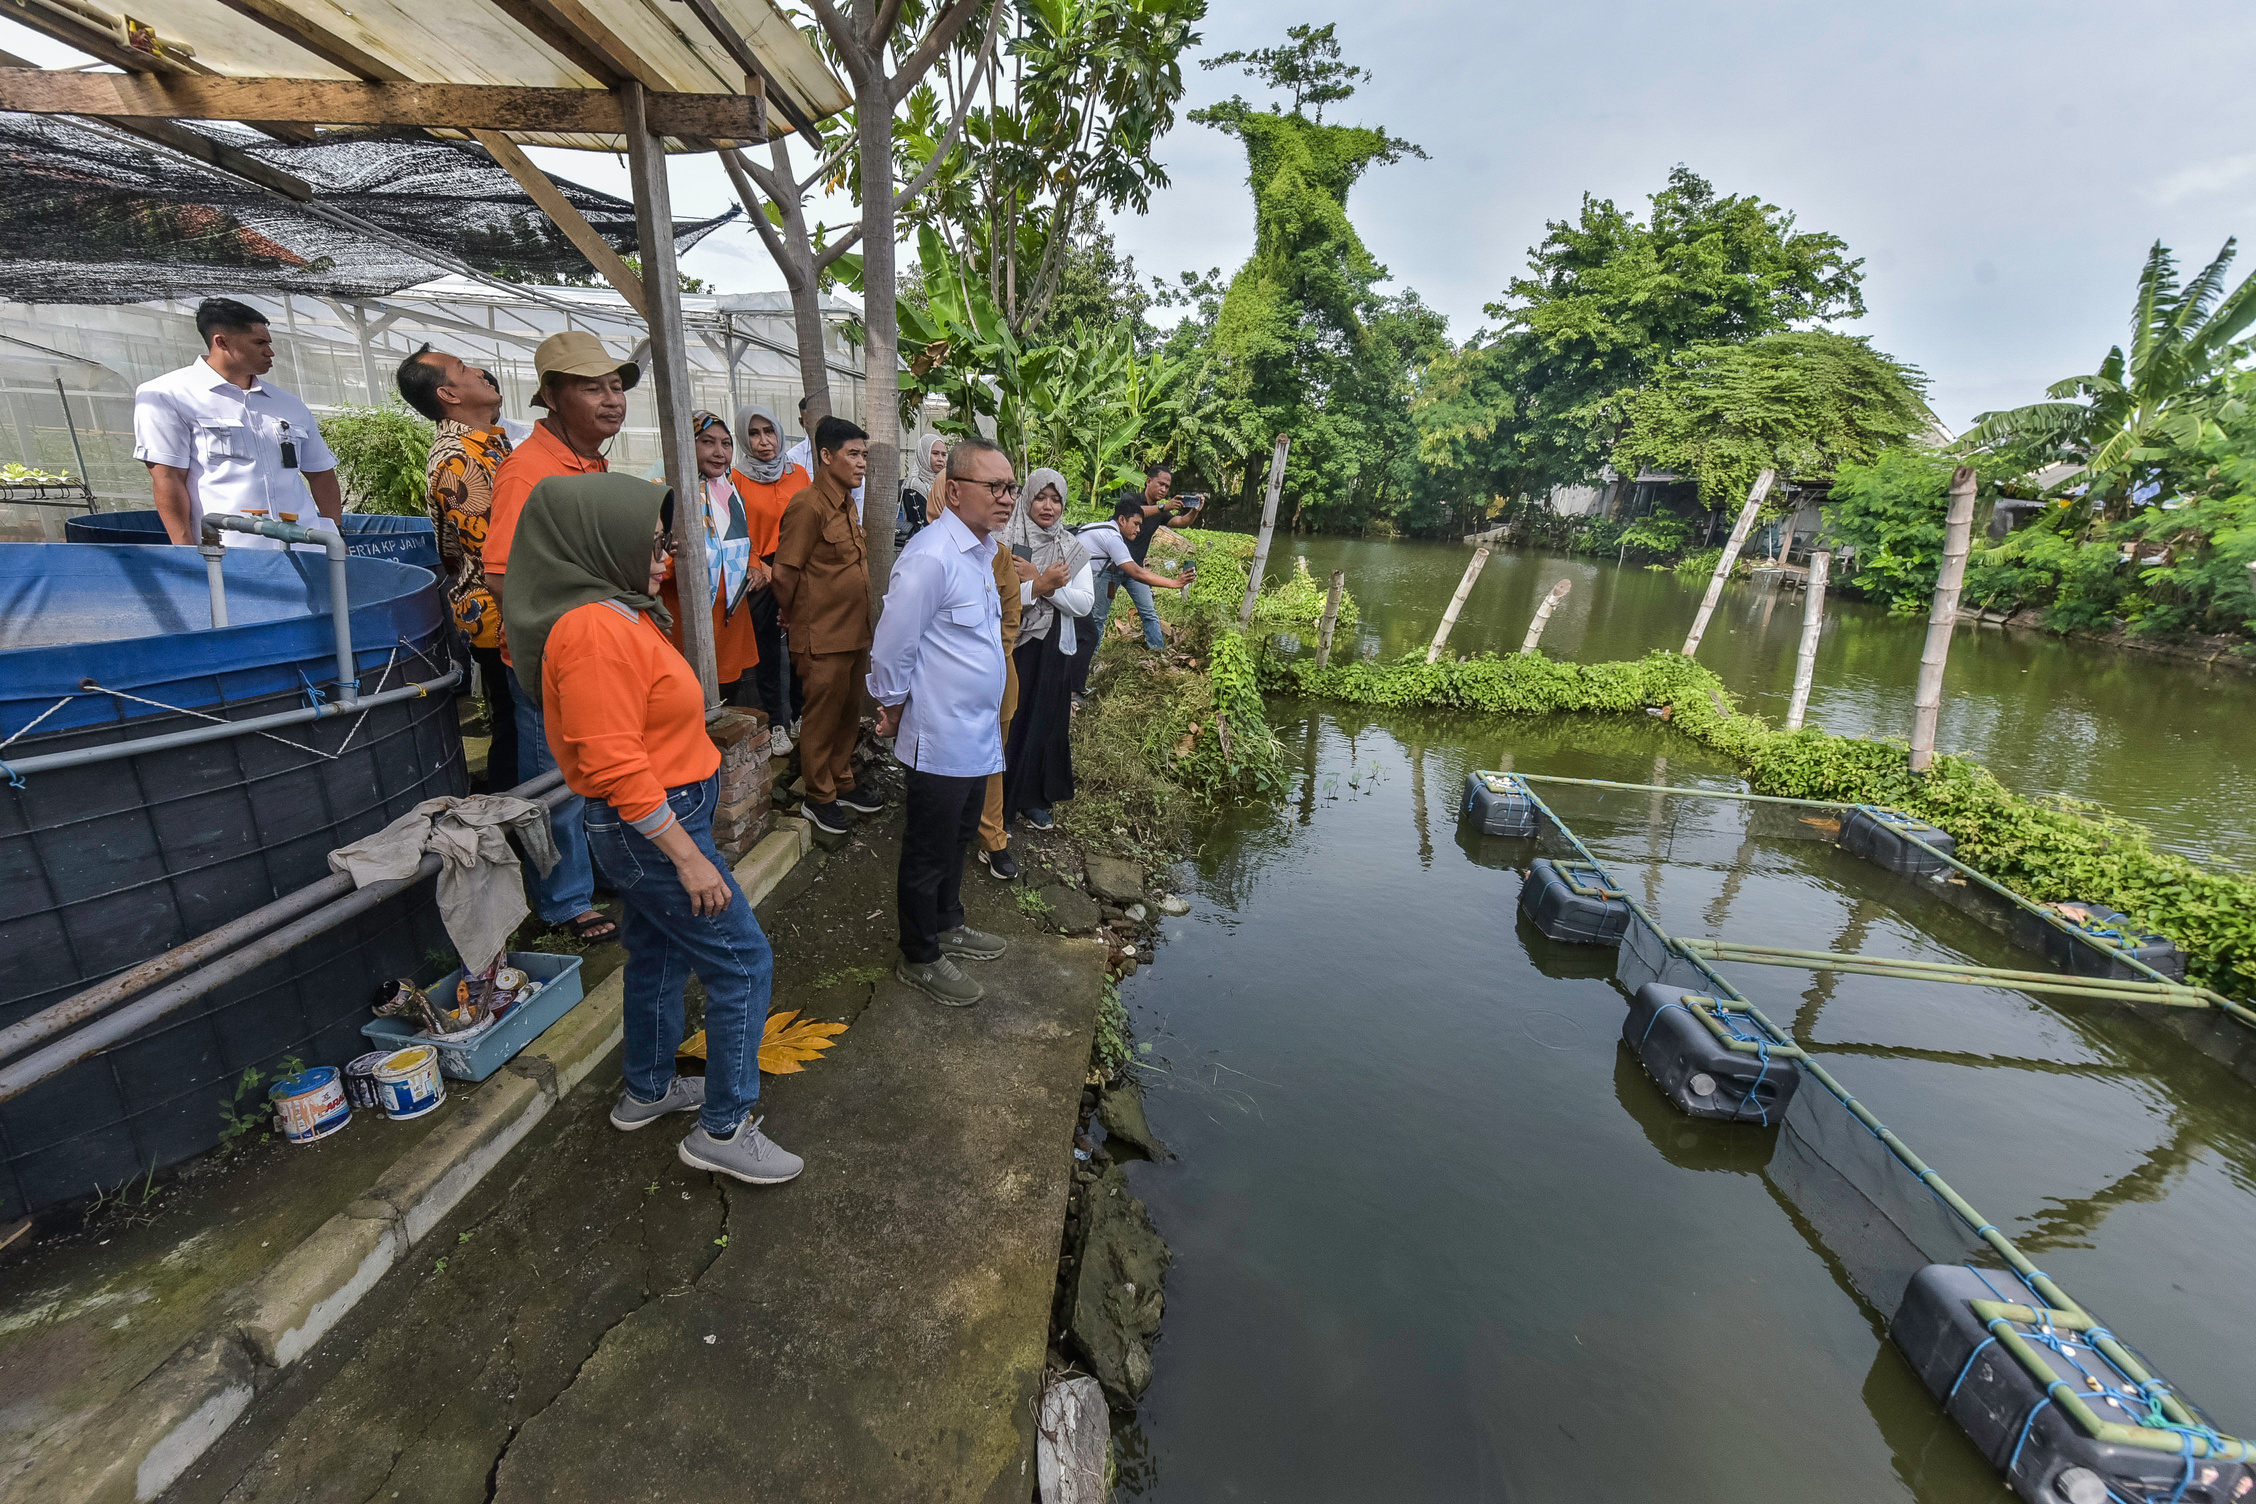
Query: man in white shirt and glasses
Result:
<box><xmin>868</xmin><ymin>436</ymin><xmax>1018</xmax><ymax>1007</ymax></box>
<box><xmin>133</xmin><ymin>298</ymin><xmax>343</xmax><ymax>552</ymax></box>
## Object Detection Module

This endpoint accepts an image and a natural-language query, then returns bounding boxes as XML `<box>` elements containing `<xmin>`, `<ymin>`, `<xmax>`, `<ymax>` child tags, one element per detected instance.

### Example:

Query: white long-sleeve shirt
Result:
<box><xmin>1021</xmin><ymin>561</ymin><xmax>1096</xmax><ymax>656</ymax></box>
<box><xmin>866</xmin><ymin>506</ymin><xmax>1006</xmax><ymax>777</ymax></box>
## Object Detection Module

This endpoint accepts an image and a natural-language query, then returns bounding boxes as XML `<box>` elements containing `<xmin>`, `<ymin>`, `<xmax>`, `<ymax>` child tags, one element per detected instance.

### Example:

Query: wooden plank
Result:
<box><xmin>203</xmin><ymin>0</ymin><xmax>407</xmax><ymax>81</ymax></box>
<box><xmin>469</xmin><ymin>130</ymin><xmax>649</xmax><ymax>320</ymax></box>
<box><xmin>621</xmin><ymin>81</ymin><xmax>721</xmax><ymax>707</ymax></box>
<box><xmin>491</xmin><ymin>0</ymin><xmax>670</xmax><ymax>91</ymax></box>
<box><xmin>0</xmin><ymin>70</ymin><xmax>761</xmax><ymax>136</ymax></box>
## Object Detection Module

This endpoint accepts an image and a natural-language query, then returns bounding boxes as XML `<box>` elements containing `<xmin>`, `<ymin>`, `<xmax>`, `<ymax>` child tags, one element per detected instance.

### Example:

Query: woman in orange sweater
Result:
<box><xmin>503</xmin><ymin>471</ymin><xmax>802</xmax><ymax>1187</ymax></box>
<box><xmin>659</xmin><ymin>410</ymin><xmax>768</xmax><ymax>700</ymax></box>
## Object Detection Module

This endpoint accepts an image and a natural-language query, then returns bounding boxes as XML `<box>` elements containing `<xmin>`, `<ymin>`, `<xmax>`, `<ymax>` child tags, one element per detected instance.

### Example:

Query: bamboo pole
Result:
<box><xmin>1238</xmin><ymin>434</ymin><xmax>1291</xmax><ymax>629</ymax></box>
<box><xmin>1680</xmin><ymin>468</ymin><xmax>1774</xmax><ymax>657</ymax></box>
<box><xmin>1909</xmin><ymin>466</ymin><xmax>1978</xmax><ymax>772</ymax></box>
<box><xmin>1520</xmin><ymin>577</ymin><xmax>1572</xmax><ymax>654</ymax></box>
<box><xmin>1425</xmin><ymin>546</ymin><xmax>1491</xmax><ymax>663</ymax></box>
<box><xmin>1784</xmin><ymin>550</ymin><xmax>1830</xmax><ymax>730</ymax></box>
<box><xmin>1314</xmin><ymin>569</ymin><xmax>1345</xmax><ymax>667</ymax></box>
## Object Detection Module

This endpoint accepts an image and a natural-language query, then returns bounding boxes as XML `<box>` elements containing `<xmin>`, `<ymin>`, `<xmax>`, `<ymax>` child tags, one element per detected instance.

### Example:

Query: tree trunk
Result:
<box><xmin>771</xmin><ymin>143</ymin><xmax>833</xmax><ymax>421</ymax></box>
<box><xmin>1909</xmin><ymin>467</ymin><xmax>1978</xmax><ymax>772</ymax></box>
<box><xmin>855</xmin><ymin>82</ymin><xmax>901</xmax><ymax>623</ymax></box>
<box><xmin>1426</xmin><ymin>547</ymin><xmax>1491</xmax><ymax>664</ymax></box>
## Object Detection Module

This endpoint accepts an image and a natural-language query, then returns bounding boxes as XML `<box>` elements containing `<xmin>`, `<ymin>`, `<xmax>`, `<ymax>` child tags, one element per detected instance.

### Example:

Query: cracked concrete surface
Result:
<box><xmin>158</xmin><ymin>816</ymin><xmax>1102</xmax><ymax>1504</ymax></box>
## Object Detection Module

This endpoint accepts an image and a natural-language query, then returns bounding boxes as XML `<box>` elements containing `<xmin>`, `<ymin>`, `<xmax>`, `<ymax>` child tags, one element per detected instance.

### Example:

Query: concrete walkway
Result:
<box><xmin>160</xmin><ymin>815</ymin><xmax>1103</xmax><ymax>1504</ymax></box>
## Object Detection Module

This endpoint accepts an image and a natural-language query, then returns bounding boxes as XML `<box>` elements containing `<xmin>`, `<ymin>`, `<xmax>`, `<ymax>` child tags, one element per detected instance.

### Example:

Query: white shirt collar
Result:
<box><xmin>197</xmin><ymin>356</ymin><xmax>266</xmax><ymax>397</ymax></box>
<box><xmin>934</xmin><ymin>504</ymin><xmax>995</xmax><ymax>556</ymax></box>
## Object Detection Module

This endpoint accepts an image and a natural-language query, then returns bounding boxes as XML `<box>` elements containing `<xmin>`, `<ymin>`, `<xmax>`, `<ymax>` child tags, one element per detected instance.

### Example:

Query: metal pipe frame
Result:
<box><xmin>0</xmin><ymin>768</ymin><xmax>567</xmax><ymax>1064</ymax></box>
<box><xmin>0</xmin><ymin>776</ymin><xmax>575</xmax><ymax>1102</ymax></box>
<box><xmin>1512</xmin><ymin>780</ymin><xmax>2250</xmax><ymax>1462</ymax></box>
<box><xmin>202</xmin><ymin>513</ymin><xmax>357</xmax><ymax>704</ymax></box>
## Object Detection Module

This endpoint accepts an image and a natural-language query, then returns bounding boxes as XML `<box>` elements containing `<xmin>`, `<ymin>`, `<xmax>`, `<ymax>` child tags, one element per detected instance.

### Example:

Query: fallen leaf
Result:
<box><xmin>679</xmin><ymin>1009</ymin><xmax>850</xmax><ymax>1075</ymax></box>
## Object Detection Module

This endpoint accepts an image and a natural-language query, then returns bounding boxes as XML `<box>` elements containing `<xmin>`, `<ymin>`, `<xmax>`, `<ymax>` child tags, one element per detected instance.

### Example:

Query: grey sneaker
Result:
<box><xmin>939</xmin><ymin>925</ymin><xmax>1007</xmax><ymax>962</ymax></box>
<box><xmin>897</xmin><ymin>955</ymin><xmax>984</xmax><ymax>1007</ymax></box>
<box><xmin>610</xmin><ymin>1075</ymin><xmax>704</xmax><ymax>1131</ymax></box>
<box><xmin>677</xmin><ymin>1115</ymin><xmax>803</xmax><ymax>1185</ymax></box>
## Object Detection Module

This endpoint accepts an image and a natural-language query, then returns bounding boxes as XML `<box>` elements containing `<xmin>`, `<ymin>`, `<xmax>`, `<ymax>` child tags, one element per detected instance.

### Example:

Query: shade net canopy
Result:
<box><xmin>0</xmin><ymin>113</ymin><xmax>738</xmax><ymax>302</ymax></box>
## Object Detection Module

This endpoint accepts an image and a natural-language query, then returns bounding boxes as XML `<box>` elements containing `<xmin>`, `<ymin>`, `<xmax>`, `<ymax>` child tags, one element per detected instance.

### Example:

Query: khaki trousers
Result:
<box><xmin>979</xmin><ymin>654</ymin><xmax>1021</xmax><ymax>852</ymax></box>
<box><xmin>793</xmin><ymin>648</ymin><xmax>867</xmax><ymax>804</ymax></box>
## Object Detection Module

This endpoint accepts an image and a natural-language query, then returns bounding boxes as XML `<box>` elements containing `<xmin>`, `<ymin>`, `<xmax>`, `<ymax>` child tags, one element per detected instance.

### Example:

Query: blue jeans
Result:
<box><xmin>584</xmin><ymin>776</ymin><xmax>772</xmax><ymax>1135</ymax></box>
<box><xmin>514</xmin><ymin>694</ymin><xmax>595</xmax><ymax>923</ymax></box>
<box><xmin>1090</xmin><ymin>566</ymin><xmax>1164</xmax><ymax>651</ymax></box>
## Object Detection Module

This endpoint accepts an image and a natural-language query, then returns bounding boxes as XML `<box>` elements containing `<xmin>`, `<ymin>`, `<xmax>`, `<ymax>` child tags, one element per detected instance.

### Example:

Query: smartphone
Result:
<box><xmin>1010</xmin><ymin>544</ymin><xmax>1034</xmax><ymax>562</ymax></box>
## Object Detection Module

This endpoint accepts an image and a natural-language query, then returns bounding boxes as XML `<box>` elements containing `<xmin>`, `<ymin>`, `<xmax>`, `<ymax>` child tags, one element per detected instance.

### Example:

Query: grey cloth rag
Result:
<box><xmin>328</xmin><ymin>795</ymin><xmax>561</xmax><ymax>975</ymax></box>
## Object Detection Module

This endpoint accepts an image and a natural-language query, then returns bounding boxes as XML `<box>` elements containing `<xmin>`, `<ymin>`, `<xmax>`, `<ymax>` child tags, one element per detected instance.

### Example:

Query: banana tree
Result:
<box><xmin>1957</xmin><ymin>239</ymin><xmax>2256</xmax><ymax>516</ymax></box>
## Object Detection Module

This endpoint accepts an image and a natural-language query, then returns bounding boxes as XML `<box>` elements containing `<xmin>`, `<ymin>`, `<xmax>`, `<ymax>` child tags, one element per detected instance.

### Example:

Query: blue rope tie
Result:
<box><xmin>1948</xmin><ymin>1335</ymin><xmax>1996</xmax><ymax>1400</ymax></box>
<box><xmin>0</xmin><ymin>758</ymin><xmax>22</xmax><ymax>790</ymax></box>
<box><xmin>2007</xmin><ymin>1396</ymin><xmax>2053</xmax><ymax>1474</ymax></box>
<box><xmin>297</xmin><ymin>669</ymin><xmax>327</xmax><ymax>709</ymax></box>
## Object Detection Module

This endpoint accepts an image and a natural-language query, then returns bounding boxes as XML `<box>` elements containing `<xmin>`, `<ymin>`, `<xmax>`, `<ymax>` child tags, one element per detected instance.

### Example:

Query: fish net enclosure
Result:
<box><xmin>0</xmin><ymin>113</ymin><xmax>736</xmax><ymax>303</ymax></box>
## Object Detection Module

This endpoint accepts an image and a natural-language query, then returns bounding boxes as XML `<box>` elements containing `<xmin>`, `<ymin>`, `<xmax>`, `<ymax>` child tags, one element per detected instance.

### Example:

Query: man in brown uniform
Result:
<box><xmin>774</xmin><ymin>415</ymin><xmax>875</xmax><ymax>835</ymax></box>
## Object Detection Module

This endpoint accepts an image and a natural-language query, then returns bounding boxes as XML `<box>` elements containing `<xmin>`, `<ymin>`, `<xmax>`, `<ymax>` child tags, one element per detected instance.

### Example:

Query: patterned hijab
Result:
<box><xmin>502</xmin><ymin>472</ymin><xmax>672</xmax><ymax>708</ymax></box>
<box><xmin>1005</xmin><ymin>467</ymin><xmax>1090</xmax><ymax>639</ymax></box>
<box><xmin>735</xmin><ymin>404</ymin><xmax>787</xmax><ymax>485</ymax></box>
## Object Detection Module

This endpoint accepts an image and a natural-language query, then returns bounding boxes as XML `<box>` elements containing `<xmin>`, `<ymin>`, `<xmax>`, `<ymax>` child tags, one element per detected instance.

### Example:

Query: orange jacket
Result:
<box><xmin>483</xmin><ymin>420</ymin><xmax>607</xmax><ymax>667</ymax></box>
<box><xmin>543</xmin><ymin>601</ymin><xmax>719</xmax><ymax>835</ymax></box>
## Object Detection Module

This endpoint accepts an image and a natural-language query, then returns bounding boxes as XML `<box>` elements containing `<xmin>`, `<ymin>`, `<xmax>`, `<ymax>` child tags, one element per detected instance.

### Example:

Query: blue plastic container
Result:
<box><xmin>65</xmin><ymin>509</ymin><xmax>439</xmax><ymax>573</ymax></box>
<box><xmin>361</xmin><ymin>951</ymin><xmax>586</xmax><ymax>1082</ymax></box>
<box><xmin>1622</xmin><ymin>983</ymin><xmax>1800</xmax><ymax>1125</ymax></box>
<box><xmin>1840</xmin><ymin>807</ymin><xmax>1956</xmax><ymax>877</ymax></box>
<box><xmin>1461</xmin><ymin>771</ymin><xmax>1537</xmax><ymax>836</ymax></box>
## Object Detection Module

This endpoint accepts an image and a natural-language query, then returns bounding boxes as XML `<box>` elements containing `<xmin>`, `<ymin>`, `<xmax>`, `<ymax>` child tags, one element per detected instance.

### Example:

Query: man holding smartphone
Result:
<box><xmin>1100</xmin><ymin>462</ymin><xmax>1201</xmax><ymax>648</ymax></box>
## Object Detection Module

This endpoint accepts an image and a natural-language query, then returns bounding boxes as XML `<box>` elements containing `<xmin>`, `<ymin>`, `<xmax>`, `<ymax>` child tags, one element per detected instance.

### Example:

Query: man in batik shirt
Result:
<box><xmin>398</xmin><ymin>343</ymin><xmax>519</xmax><ymax>787</ymax></box>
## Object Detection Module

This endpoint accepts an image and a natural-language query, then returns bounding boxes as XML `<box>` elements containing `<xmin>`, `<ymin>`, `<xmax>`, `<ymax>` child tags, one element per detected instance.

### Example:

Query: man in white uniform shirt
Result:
<box><xmin>134</xmin><ymin>298</ymin><xmax>342</xmax><ymax>551</ymax></box>
<box><xmin>868</xmin><ymin>435</ymin><xmax>1016</xmax><ymax>1007</ymax></box>
<box><xmin>784</xmin><ymin>394</ymin><xmax>864</xmax><ymax>522</ymax></box>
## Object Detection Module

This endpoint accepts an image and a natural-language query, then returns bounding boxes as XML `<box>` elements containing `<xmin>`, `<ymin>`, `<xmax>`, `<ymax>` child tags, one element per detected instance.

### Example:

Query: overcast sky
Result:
<box><xmin>10</xmin><ymin>1</ymin><xmax>2254</xmax><ymax>430</ymax></box>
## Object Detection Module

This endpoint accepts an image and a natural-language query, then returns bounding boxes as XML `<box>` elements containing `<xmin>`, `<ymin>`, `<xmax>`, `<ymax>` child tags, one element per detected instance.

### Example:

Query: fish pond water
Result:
<box><xmin>1110</xmin><ymin>705</ymin><xmax>2256</xmax><ymax>1501</ymax></box>
<box><xmin>1264</xmin><ymin>537</ymin><xmax>2256</xmax><ymax>873</ymax></box>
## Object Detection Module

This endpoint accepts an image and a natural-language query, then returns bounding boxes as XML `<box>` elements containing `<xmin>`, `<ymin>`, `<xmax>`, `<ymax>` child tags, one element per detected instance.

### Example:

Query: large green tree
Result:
<box><xmin>1955</xmin><ymin>239</ymin><xmax>2256</xmax><ymax>517</ymax></box>
<box><xmin>1420</xmin><ymin>167</ymin><xmax>1868</xmax><ymax>499</ymax></box>
<box><xmin>1189</xmin><ymin>23</ymin><xmax>1428</xmax><ymax>528</ymax></box>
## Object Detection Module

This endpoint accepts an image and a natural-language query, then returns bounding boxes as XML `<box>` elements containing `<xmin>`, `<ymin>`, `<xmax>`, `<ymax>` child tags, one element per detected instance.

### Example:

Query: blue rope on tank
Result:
<box><xmin>1637</xmin><ymin>999</ymin><xmax>1777</xmax><ymax>1126</ymax></box>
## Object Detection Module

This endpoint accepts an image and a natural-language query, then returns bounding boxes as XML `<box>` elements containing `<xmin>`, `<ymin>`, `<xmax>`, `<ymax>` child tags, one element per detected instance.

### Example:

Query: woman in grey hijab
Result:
<box><xmin>1001</xmin><ymin>467</ymin><xmax>1096</xmax><ymax>831</ymax></box>
<box><xmin>898</xmin><ymin>432</ymin><xmax>948</xmax><ymax>546</ymax></box>
<box><xmin>734</xmin><ymin>403</ymin><xmax>789</xmax><ymax>484</ymax></box>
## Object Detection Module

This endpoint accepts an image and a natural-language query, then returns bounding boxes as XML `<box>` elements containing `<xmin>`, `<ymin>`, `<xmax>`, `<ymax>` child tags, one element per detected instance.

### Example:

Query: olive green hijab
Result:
<box><xmin>503</xmin><ymin>472</ymin><xmax>675</xmax><ymax>707</ymax></box>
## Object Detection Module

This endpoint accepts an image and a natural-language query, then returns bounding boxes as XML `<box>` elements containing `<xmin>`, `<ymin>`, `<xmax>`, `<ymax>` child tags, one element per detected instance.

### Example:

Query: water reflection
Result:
<box><xmin>1270</xmin><ymin>536</ymin><xmax>2256</xmax><ymax>872</ymax></box>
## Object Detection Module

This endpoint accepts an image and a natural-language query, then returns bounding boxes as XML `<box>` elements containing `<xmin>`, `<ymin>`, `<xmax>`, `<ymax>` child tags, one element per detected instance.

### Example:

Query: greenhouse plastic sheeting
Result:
<box><xmin>0</xmin><ymin>542</ymin><xmax>447</xmax><ymax>737</ymax></box>
<box><xmin>65</xmin><ymin>509</ymin><xmax>439</xmax><ymax>573</ymax></box>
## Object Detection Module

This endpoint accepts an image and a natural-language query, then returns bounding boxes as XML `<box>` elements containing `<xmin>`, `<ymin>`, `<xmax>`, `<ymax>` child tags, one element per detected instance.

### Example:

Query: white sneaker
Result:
<box><xmin>768</xmin><ymin>726</ymin><xmax>794</xmax><ymax>758</ymax></box>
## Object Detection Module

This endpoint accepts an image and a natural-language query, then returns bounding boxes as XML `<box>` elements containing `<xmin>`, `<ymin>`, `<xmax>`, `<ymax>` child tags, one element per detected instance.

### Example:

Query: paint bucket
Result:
<box><xmin>269</xmin><ymin>1066</ymin><xmax>350</xmax><ymax>1144</ymax></box>
<box><xmin>374</xmin><ymin>1045</ymin><xmax>446</xmax><ymax>1121</ymax></box>
<box><xmin>342</xmin><ymin>1050</ymin><xmax>389</xmax><ymax>1111</ymax></box>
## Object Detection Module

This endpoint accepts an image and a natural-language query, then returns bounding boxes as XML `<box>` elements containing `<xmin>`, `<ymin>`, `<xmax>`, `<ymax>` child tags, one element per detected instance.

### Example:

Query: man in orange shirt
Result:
<box><xmin>773</xmin><ymin>415</ymin><xmax>874</xmax><ymax>835</ymax></box>
<box><xmin>483</xmin><ymin>330</ymin><xmax>637</xmax><ymax>944</ymax></box>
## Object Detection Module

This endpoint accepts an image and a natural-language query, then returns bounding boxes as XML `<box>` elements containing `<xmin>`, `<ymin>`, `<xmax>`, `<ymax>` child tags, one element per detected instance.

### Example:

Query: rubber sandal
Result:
<box><xmin>564</xmin><ymin>911</ymin><xmax>618</xmax><ymax>944</ymax></box>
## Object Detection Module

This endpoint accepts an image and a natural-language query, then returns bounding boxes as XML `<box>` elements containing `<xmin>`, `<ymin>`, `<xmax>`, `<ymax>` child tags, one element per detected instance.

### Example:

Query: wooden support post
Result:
<box><xmin>1426</xmin><ymin>546</ymin><xmax>1491</xmax><ymax>664</ymax></box>
<box><xmin>1909</xmin><ymin>466</ymin><xmax>1978</xmax><ymax>772</ymax></box>
<box><xmin>473</xmin><ymin>128</ymin><xmax>650</xmax><ymax>322</ymax></box>
<box><xmin>1238</xmin><ymin>433</ymin><xmax>1290</xmax><ymax>629</ymax></box>
<box><xmin>621</xmin><ymin>82</ymin><xmax>719</xmax><ymax>709</ymax></box>
<box><xmin>1785</xmin><ymin>550</ymin><xmax>1830</xmax><ymax>731</ymax></box>
<box><xmin>1314</xmin><ymin>569</ymin><xmax>1345</xmax><ymax>668</ymax></box>
<box><xmin>1520</xmin><ymin>577</ymin><xmax>1572</xmax><ymax>654</ymax></box>
<box><xmin>1681</xmin><ymin>468</ymin><xmax>1774</xmax><ymax>657</ymax></box>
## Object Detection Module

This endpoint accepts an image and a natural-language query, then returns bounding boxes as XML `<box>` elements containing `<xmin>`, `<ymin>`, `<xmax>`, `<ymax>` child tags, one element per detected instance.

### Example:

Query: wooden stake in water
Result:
<box><xmin>1785</xmin><ymin>550</ymin><xmax>1830</xmax><ymax>730</ymax></box>
<box><xmin>1315</xmin><ymin>569</ymin><xmax>1346</xmax><ymax>667</ymax></box>
<box><xmin>1239</xmin><ymin>434</ymin><xmax>1291</xmax><ymax>629</ymax></box>
<box><xmin>1680</xmin><ymin>468</ymin><xmax>1775</xmax><ymax>658</ymax></box>
<box><xmin>1909</xmin><ymin>466</ymin><xmax>1978</xmax><ymax>772</ymax></box>
<box><xmin>1520</xmin><ymin>577</ymin><xmax>1572</xmax><ymax>654</ymax></box>
<box><xmin>1426</xmin><ymin>546</ymin><xmax>1491</xmax><ymax>664</ymax></box>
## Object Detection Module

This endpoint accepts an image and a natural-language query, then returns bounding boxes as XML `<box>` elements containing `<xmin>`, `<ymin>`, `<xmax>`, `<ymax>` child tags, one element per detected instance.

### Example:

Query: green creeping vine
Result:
<box><xmin>1261</xmin><ymin>646</ymin><xmax>2256</xmax><ymax>997</ymax></box>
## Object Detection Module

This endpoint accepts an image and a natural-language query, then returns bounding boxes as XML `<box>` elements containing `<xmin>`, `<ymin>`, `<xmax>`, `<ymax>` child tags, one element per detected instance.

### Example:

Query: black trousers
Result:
<box><xmin>471</xmin><ymin>644</ymin><xmax>519</xmax><ymax>795</ymax></box>
<box><xmin>897</xmin><ymin>769</ymin><xmax>986</xmax><ymax>964</ymax></box>
<box><xmin>746</xmin><ymin>587</ymin><xmax>805</xmax><ymax>730</ymax></box>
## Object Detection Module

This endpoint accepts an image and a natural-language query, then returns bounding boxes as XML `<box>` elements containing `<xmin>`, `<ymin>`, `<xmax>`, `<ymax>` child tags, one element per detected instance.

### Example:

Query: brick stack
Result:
<box><xmin>707</xmin><ymin>707</ymin><xmax>773</xmax><ymax>861</ymax></box>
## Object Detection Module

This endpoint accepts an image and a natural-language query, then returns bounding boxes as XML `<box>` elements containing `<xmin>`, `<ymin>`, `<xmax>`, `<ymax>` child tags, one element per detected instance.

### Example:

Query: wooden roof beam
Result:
<box><xmin>484</xmin><ymin>0</ymin><xmax>669</xmax><ymax>91</ymax></box>
<box><xmin>468</xmin><ymin>129</ymin><xmax>651</xmax><ymax>322</ymax></box>
<box><xmin>0</xmin><ymin>70</ymin><xmax>763</xmax><ymax>136</ymax></box>
<box><xmin>674</xmin><ymin>0</ymin><xmax>818</xmax><ymax>147</ymax></box>
<box><xmin>202</xmin><ymin>0</ymin><xmax>407</xmax><ymax>81</ymax></box>
<box><xmin>2</xmin><ymin>0</ymin><xmax>199</xmax><ymax>75</ymax></box>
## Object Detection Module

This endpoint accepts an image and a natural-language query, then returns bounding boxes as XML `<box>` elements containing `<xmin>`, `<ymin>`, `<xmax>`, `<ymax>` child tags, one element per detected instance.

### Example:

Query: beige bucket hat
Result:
<box><xmin>529</xmin><ymin>330</ymin><xmax>640</xmax><ymax>407</ymax></box>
